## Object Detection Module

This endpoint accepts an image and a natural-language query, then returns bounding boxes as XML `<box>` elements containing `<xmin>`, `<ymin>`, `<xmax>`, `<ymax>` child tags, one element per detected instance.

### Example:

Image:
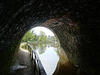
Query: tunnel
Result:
<box><xmin>0</xmin><ymin>0</ymin><xmax>100</xmax><ymax>75</ymax></box>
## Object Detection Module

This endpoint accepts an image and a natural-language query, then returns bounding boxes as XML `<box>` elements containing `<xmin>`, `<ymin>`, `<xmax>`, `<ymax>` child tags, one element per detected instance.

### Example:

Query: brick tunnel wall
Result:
<box><xmin>0</xmin><ymin>0</ymin><xmax>100</xmax><ymax>75</ymax></box>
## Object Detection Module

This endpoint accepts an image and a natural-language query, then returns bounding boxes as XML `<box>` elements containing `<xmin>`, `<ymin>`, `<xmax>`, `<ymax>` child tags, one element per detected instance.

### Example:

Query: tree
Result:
<box><xmin>38</xmin><ymin>31</ymin><xmax>47</xmax><ymax>42</ymax></box>
<box><xmin>22</xmin><ymin>30</ymin><xmax>35</xmax><ymax>42</ymax></box>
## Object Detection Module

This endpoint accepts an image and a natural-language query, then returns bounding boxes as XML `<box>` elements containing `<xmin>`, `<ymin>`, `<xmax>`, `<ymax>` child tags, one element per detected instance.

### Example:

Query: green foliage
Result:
<box><xmin>38</xmin><ymin>31</ymin><xmax>47</xmax><ymax>42</ymax></box>
<box><xmin>22</xmin><ymin>30</ymin><xmax>48</xmax><ymax>43</ymax></box>
<box><xmin>22</xmin><ymin>30</ymin><xmax>35</xmax><ymax>42</ymax></box>
<box><xmin>22</xmin><ymin>30</ymin><xmax>57</xmax><ymax>43</ymax></box>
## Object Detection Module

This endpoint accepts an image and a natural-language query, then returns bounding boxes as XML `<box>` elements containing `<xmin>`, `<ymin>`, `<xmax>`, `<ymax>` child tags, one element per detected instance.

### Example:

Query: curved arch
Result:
<box><xmin>0</xmin><ymin>1</ymin><xmax>99</xmax><ymax>75</ymax></box>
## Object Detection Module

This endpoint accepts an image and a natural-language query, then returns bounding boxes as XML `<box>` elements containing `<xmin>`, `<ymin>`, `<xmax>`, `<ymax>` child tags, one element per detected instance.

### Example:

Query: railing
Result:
<box><xmin>25</xmin><ymin>43</ymin><xmax>47</xmax><ymax>75</ymax></box>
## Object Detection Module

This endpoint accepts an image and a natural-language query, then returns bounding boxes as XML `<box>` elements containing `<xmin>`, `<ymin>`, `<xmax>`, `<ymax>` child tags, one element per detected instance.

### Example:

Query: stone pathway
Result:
<box><xmin>9</xmin><ymin>48</ymin><xmax>38</xmax><ymax>75</ymax></box>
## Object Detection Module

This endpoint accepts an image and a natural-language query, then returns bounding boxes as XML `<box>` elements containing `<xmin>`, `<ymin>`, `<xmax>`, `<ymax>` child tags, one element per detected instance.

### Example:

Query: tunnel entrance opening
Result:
<box><xmin>19</xmin><ymin>26</ymin><xmax>63</xmax><ymax>75</ymax></box>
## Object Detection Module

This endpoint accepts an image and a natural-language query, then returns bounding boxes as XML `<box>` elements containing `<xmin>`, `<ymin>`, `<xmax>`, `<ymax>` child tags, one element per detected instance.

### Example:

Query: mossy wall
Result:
<box><xmin>0</xmin><ymin>0</ymin><xmax>100</xmax><ymax>75</ymax></box>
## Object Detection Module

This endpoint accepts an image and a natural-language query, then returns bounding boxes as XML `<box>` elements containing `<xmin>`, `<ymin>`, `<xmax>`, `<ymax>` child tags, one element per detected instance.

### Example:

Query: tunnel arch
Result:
<box><xmin>0</xmin><ymin>13</ymin><xmax>95</xmax><ymax>75</ymax></box>
<box><xmin>0</xmin><ymin>1</ymin><xmax>100</xmax><ymax>75</ymax></box>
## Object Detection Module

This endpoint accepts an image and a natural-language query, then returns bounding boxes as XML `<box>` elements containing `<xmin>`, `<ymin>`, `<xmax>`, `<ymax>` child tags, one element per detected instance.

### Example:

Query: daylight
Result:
<box><xmin>31</xmin><ymin>26</ymin><xmax>54</xmax><ymax>36</ymax></box>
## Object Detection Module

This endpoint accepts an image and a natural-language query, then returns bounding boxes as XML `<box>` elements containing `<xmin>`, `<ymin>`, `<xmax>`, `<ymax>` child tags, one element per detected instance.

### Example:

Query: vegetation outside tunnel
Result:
<box><xmin>21</xmin><ymin>29</ymin><xmax>57</xmax><ymax>44</ymax></box>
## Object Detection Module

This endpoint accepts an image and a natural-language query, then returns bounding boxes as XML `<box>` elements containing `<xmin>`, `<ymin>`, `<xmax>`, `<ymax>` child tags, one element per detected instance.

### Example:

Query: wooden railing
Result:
<box><xmin>26</xmin><ymin>44</ymin><xmax>47</xmax><ymax>75</ymax></box>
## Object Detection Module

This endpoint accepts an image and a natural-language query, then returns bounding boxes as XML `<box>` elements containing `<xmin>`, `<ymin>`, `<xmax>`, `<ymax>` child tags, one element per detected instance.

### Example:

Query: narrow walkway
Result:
<box><xmin>9</xmin><ymin>48</ymin><xmax>37</xmax><ymax>75</ymax></box>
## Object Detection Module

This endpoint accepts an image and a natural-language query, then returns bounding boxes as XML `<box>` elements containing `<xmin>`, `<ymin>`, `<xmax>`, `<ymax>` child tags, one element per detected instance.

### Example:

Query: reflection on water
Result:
<box><xmin>24</xmin><ymin>43</ymin><xmax>90</xmax><ymax>75</ymax></box>
<box><xmin>36</xmin><ymin>47</ymin><xmax>59</xmax><ymax>75</ymax></box>
<box><xmin>31</xmin><ymin>43</ymin><xmax>59</xmax><ymax>75</ymax></box>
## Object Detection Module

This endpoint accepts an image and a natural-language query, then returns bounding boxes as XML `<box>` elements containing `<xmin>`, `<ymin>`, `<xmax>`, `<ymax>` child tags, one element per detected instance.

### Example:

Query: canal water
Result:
<box><xmin>30</xmin><ymin>43</ymin><xmax>59</xmax><ymax>75</ymax></box>
<box><xmin>25</xmin><ymin>43</ymin><xmax>90</xmax><ymax>75</ymax></box>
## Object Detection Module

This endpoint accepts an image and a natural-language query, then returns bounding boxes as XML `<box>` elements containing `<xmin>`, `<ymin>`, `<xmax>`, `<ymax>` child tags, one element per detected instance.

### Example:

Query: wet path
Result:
<box><xmin>9</xmin><ymin>48</ymin><xmax>37</xmax><ymax>75</ymax></box>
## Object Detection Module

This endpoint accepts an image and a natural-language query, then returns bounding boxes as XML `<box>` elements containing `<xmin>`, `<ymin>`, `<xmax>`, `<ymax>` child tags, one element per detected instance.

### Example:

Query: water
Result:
<box><xmin>37</xmin><ymin>47</ymin><xmax>59</xmax><ymax>75</ymax></box>
<box><xmin>31</xmin><ymin>43</ymin><xmax>59</xmax><ymax>75</ymax></box>
<box><xmin>26</xmin><ymin>43</ymin><xmax>90</xmax><ymax>75</ymax></box>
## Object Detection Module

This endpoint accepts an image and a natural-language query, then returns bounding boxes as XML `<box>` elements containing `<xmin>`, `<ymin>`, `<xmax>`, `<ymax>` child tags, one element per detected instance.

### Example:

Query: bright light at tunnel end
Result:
<box><xmin>31</xmin><ymin>27</ymin><xmax>54</xmax><ymax>36</ymax></box>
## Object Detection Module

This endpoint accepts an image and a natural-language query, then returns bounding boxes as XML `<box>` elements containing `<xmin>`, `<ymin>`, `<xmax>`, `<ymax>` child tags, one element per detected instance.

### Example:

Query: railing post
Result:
<box><xmin>31</xmin><ymin>50</ymin><xmax>33</xmax><ymax>60</ymax></box>
<box><xmin>25</xmin><ymin>44</ymin><xmax>47</xmax><ymax>75</ymax></box>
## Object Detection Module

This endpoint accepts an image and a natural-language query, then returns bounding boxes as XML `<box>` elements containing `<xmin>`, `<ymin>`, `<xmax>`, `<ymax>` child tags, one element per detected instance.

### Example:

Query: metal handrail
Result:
<box><xmin>27</xmin><ymin>44</ymin><xmax>47</xmax><ymax>75</ymax></box>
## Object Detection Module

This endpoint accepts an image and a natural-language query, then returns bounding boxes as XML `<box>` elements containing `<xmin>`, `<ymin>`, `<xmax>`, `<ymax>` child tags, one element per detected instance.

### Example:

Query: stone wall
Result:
<box><xmin>0</xmin><ymin>0</ymin><xmax>100</xmax><ymax>75</ymax></box>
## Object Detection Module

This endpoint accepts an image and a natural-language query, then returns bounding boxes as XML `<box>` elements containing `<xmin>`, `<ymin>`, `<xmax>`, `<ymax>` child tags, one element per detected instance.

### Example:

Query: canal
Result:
<box><xmin>24</xmin><ymin>43</ymin><xmax>90</xmax><ymax>75</ymax></box>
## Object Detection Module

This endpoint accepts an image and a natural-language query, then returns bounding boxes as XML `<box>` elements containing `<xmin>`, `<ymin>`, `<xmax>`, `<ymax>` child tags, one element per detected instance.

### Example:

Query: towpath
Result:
<box><xmin>9</xmin><ymin>45</ymin><xmax>37</xmax><ymax>75</ymax></box>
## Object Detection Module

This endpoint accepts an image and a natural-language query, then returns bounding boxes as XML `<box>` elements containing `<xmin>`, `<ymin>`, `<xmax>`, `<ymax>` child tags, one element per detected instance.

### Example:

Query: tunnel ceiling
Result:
<box><xmin>0</xmin><ymin>0</ymin><xmax>100</xmax><ymax>75</ymax></box>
